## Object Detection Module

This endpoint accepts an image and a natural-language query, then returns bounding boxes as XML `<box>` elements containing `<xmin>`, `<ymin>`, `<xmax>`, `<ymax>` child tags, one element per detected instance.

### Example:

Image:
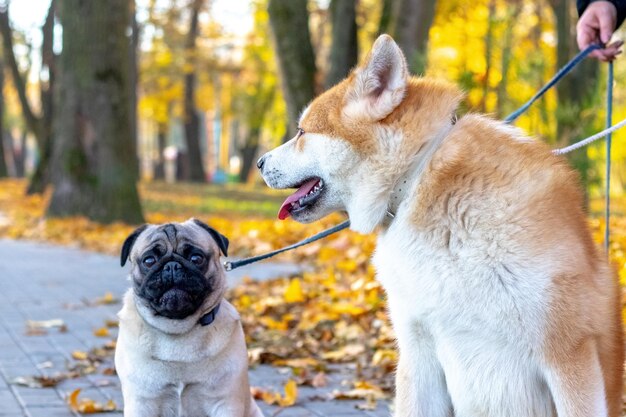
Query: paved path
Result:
<box><xmin>0</xmin><ymin>239</ymin><xmax>390</xmax><ymax>416</ymax></box>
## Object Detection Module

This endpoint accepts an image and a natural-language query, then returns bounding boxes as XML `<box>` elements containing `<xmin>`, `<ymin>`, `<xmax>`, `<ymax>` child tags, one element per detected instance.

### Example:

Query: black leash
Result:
<box><xmin>224</xmin><ymin>220</ymin><xmax>350</xmax><ymax>271</ymax></box>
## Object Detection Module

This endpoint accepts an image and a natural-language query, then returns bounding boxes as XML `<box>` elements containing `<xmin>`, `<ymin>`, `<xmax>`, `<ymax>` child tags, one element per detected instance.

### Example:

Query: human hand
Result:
<box><xmin>577</xmin><ymin>0</ymin><xmax>623</xmax><ymax>61</ymax></box>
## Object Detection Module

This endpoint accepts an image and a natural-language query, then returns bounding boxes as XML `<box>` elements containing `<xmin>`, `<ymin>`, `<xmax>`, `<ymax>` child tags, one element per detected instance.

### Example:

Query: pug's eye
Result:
<box><xmin>142</xmin><ymin>256</ymin><xmax>156</xmax><ymax>267</ymax></box>
<box><xmin>190</xmin><ymin>254</ymin><xmax>204</xmax><ymax>265</ymax></box>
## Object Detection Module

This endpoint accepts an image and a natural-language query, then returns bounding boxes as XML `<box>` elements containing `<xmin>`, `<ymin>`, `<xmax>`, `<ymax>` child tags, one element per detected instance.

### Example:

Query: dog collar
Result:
<box><xmin>198</xmin><ymin>302</ymin><xmax>221</xmax><ymax>326</ymax></box>
<box><xmin>385</xmin><ymin>114</ymin><xmax>457</xmax><ymax>220</ymax></box>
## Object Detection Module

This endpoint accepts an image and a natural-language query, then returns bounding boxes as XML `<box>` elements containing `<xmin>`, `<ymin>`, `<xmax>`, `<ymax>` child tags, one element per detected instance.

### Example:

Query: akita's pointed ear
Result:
<box><xmin>343</xmin><ymin>34</ymin><xmax>408</xmax><ymax>122</ymax></box>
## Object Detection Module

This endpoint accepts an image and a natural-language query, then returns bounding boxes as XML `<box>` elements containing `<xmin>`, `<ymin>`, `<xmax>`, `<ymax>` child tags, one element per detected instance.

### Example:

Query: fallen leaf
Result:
<box><xmin>284</xmin><ymin>278</ymin><xmax>305</xmax><ymax>303</ymax></box>
<box><xmin>68</xmin><ymin>389</ymin><xmax>117</xmax><ymax>413</ymax></box>
<box><xmin>104</xmin><ymin>319</ymin><xmax>119</xmax><ymax>328</ymax></box>
<box><xmin>26</xmin><ymin>319</ymin><xmax>65</xmax><ymax>329</ymax></box>
<box><xmin>12</xmin><ymin>375</ymin><xmax>62</xmax><ymax>388</ymax></box>
<box><xmin>97</xmin><ymin>292</ymin><xmax>118</xmax><ymax>305</ymax></box>
<box><xmin>311</xmin><ymin>372</ymin><xmax>328</xmax><ymax>388</ymax></box>
<box><xmin>26</xmin><ymin>319</ymin><xmax>67</xmax><ymax>335</ymax></box>
<box><xmin>93</xmin><ymin>327</ymin><xmax>110</xmax><ymax>337</ymax></box>
<box><xmin>258</xmin><ymin>379</ymin><xmax>299</xmax><ymax>407</ymax></box>
<box><xmin>72</xmin><ymin>351</ymin><xmax>88</xmax><ymax>360</ymax></box>
<box><xmin>321</xmin><ymin>344</ymin><xmax>365</xmax><ymax>362</ymax></box>
<box><xmin>272</xmin><ymin>357</ymin><xmax>319</xmax><ymax>369</ymax></box>
<box><xmin>278</xmin><ymin>379</ymin><xmax>298</xmax><ymax>406</ymax></box>
<box><xmin>356</xmin><ymin>397</ymin><xmax>378</xmax><ymax>410</ymax></box>
<box><xmin>332</xmin><ymin>380</ymin><xmax>387</xmax><ymax>401</ymax></box>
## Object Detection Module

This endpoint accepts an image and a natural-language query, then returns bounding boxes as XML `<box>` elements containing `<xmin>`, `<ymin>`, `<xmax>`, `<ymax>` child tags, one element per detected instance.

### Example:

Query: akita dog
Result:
<box><xmin>258</xmin><ymin>35</ymin><xmax>623</xmax><ymax>417</ymax></box>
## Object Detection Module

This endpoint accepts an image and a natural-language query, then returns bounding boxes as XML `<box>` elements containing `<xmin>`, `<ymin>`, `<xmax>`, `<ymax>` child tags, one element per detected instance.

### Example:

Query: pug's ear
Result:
<box><xmin>192</xmin><ymin>219</ymin><xmax>229</xmax><ymax>257</ymax></box>
<box><xmin>120</xmin><ymin>225</ymin><xmax>148</xmax><ymax>267</ymax></box>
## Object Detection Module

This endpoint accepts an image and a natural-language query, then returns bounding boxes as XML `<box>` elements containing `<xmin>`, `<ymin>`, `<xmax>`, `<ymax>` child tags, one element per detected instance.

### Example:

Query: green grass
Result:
<box><xmin>140</xmin><ymin>181</ymin><xmax>289</xmax><ymax>218</ymax></box>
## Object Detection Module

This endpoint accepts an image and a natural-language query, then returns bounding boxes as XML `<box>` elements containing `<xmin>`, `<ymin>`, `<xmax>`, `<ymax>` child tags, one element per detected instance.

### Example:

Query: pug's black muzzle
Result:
<box><xmin>136</xmin><ymin>254</ymin><xmax>212</xmax><ymax>320</ymax></box>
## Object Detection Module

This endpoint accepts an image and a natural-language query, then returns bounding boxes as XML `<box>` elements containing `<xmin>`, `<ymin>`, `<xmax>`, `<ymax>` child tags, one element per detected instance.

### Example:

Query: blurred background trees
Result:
<box><xmin>0</xmin><ymin>0</ymin><xmax>624</xmax><ymax>223</ymax></box>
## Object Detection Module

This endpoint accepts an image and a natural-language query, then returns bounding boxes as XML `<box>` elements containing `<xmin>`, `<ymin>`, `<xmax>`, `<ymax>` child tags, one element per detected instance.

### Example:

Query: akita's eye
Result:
<box><xmin>296</xmin><ymin>128</ymin><xmax>305</xmax><ymax>139</ymax></box>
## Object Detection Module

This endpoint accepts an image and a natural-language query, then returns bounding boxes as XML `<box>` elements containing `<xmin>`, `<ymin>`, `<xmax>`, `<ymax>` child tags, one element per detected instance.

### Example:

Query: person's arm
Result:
<box><xmin>577</xmin><ymin>0</ymin><xmax>624</xmax><ymax>60</ymax></box>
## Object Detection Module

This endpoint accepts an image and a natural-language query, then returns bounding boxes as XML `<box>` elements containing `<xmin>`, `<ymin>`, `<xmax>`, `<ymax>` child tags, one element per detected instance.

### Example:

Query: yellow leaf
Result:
<box><xmin>372</xmin><ymin>349</ymin><xmax>398</xmax><ymax>366</ymax></box>
<box><xmin>93</xmin><ymin>327</ymin><xmax>110</xmax><ymax>337</ymax></box>
<box><xmin>284</xmin><ymin>278</ymin><xmax>304</xmax><ymax>303</ymax></box>
<box><xmin>68</xmin><ymin>389</ymin><xmax>81</xmax><ymax>410</ymax></box>
<box><xmin>330</xmin><ymin>302</ymin><xmax>366</xmax><ymax>316</ymax></box>
<box><xmin>72</xmin><ymin>351</ymin><xmax>88</xmax><ymax>360</ymax></box>
<box><xmin>322</xmin><ymin>344</ymin><xmax>365</xmax><ymax>362</ymax></box>
<box><xmin>278</xmin><ymin>379</ymin><xmax>298</xmax><ymax>406</ymax></box>
<box><xmin>99</xmin><ymin>292</ymin><xmax>116</xmax><ymax>304</ymax></box>
<box><xmin>68</xmin><ymin>388</ymin><xmax>117</xmax><ymax>413</ymax></box>
<box><xmin>337</xmin><ymin>259</ymin><xmax>358</xmax><ymax>272</ymax></box>
<box><xmin>261</xmin><ymin>390</ymin><xmax>279</xmax><ymax>404</ymax></box>
<box><xmin>272</xmin><ymin>357</ymin><xmax>319</xmax><ymax>369</ymax></box>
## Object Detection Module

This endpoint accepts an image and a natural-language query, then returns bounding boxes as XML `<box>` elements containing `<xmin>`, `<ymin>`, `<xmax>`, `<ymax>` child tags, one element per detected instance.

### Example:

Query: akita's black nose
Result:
<box><xmin>257</xmin><ymin>154</ymin><xmax>267</xmax><ymax>170</ymax></box>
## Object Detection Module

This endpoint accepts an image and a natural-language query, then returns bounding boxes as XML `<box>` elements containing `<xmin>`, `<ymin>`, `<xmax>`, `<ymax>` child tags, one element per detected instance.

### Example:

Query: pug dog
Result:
<box><xmin>116</xmin><ymin>219</ymin><xmax>264</xmax><ymax>417</ymax></box>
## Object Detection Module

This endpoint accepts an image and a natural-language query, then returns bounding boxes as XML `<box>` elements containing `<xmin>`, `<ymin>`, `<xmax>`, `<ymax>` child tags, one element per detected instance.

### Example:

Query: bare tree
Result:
<box><xmin>182</xmin><ymin>0</ymin><xmax>206</xmax><ymax>182</ymax></box>
<box><xmin>0</xmin><ymin>0</ymin><xmax>56</xmax><ymax>193</ymax></box>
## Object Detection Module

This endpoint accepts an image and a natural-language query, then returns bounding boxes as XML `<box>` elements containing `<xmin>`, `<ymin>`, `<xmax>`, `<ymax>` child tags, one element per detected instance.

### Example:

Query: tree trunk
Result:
<box><xmin>325</xmin><ymin>0</ymin><xmax>358</xmax><ymax>89</ymax></box>
<box><xmin>27</xmin><ymin>0</ymin><xmax>57</xmax><ymax>194</ymax></box>
<box><xmin>480</xmin><ymin>0</ymin><xmax>496</xmax><ymax>112</ymax></box>
<box><xmin>0</xmin><ymin>1</ymin><xmax>56</xmax><ymax>192</ymax></box>
<box><xmin>0</xmin><ymin>6</ymin><xmax>44</xmax><ymax>181</ymax></box>
<box><xmin>47</xmin><ymin>0</ymin><xmax>143</xmax><ymax>224</ymax></box>
<box><xmin>26</xmin><ymin>133</ymin><xmax>52</xmax><ymax>194</ymax></box>
<box><xmin>496</xmin><ymin>1</ymin><xmax>522</xmax><ymax>117</ymax></box>
<box><xmin>549</xmin><ymin>0</ymin><xmax>599</xmax><ymax>194</ymax></box>
<box><xmin>129</xmin><ymin>0</ymin><xmax>140</xmax><ymax>179</ymax></box>
<box><xmin>9</xmin><ymin>132</ymin><xmax>26</xmax><ymax>178</ymax></box>
<box><xmin>268</xmin><ymin>0</ymin><xmax>317</xmax><ymax>138</ymax></box>
<box><xmin>238</xmin><ymin>127</ymin><xmax>261</xmax><ymax>183</ymax></box>
<box><xmin>0</xmin><ymin>57</ymin><xmax>6</xmax><ymax>178</ymax></box>
<box><xmin>154</xmin><ymin>122</ymin><xmax>167</xmax><ymax>180</ymax></box>
<box><xmin>182</xmin><ymin>0</ymin><xmax>206</xmax><ymax>182</ymax></box>
<box><xmin>390</xmin><ymin>0</ymin><xmax>437</xmax><ymax>74</ymax></box>
<box><xmin>377</xmin><ymin>0</ymin><xmax>394</xmax><ymax>36</ymax></box>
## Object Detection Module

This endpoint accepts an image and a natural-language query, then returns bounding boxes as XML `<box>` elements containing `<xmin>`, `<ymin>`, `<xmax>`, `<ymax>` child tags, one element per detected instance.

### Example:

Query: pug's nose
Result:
<box><xmin>257</xmin><ymin>154</ymin><xmax>268</xmax><ymax>171</ymax></box>
<box><xmin>163</xmin><ymin>261</ymin><xmax>184</xmax><ymax>283</ymax></box>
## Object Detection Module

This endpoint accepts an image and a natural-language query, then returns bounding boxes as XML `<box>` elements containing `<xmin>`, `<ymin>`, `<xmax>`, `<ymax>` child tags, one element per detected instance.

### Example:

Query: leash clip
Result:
<box><xmin>223</xmin><ymin>261</ymin><xmax>233</xmax><ymax>271</ymax></box>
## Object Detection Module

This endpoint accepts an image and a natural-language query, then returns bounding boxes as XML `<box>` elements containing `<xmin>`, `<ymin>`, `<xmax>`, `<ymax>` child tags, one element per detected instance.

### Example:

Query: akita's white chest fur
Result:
<box><xmin>374</xmin><ymin>209</ymin><xmax>555</xmax><ymax>417</ymax></box>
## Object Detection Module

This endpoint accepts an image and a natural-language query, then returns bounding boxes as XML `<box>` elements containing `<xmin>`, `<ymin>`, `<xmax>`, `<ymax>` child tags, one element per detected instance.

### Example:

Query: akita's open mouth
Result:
<box><xmin>278</xmin><ymin>177</ymin><xmax>324</xmax><ymax>220</ymax></box>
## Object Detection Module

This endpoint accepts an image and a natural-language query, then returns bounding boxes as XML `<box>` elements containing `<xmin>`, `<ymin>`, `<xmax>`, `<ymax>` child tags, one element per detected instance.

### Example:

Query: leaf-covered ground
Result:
<box><xmin>1</xmin><ymin>178</ymin><xmax>625</xmax><ymax>408</ymax></box>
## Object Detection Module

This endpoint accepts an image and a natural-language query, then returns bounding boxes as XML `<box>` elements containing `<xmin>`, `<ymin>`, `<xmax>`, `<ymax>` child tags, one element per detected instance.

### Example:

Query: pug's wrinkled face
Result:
<box><xmin>120</xmin><ymin>219</ymin><xmax>229</xmax><ymax>320</ymax></box>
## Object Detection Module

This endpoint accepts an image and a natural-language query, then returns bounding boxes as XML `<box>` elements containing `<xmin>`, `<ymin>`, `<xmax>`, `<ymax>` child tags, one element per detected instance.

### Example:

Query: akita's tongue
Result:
<box><xmin>278</xmin><ymin>178</ymin><xmax>319</xmax><ymax>220</ymax></box>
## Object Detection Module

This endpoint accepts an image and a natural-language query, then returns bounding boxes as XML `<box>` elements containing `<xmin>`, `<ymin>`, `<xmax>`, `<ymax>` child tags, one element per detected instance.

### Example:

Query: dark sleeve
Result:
<box><xmin>578</xmin><ymin>0</ymin><xmax>626</xmax><ymax>30</ymax></box>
